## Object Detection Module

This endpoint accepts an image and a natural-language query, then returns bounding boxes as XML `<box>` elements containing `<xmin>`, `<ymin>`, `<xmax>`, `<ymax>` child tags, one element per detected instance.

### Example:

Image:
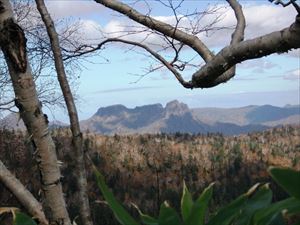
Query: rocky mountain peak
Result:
<box><xmin>132</xmin><ymin>103</ymin><xmax>163</xmax><ymax>113</ymax></box>
<box><xmin>165</xmin><ymin>100</ymin><xmax>189</xmax><ymax>117</ymax></box>
<box><xmin>95</xmin><ymin>104</ymin><xmax>128</xmax><ymax>116</ymax></box>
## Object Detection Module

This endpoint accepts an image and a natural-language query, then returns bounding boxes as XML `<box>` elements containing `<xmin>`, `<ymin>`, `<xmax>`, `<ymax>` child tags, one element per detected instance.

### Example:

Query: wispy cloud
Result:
<box><xmin>102</xmin><ymin>3</ymin><xmax>297</xmax><ymax>48</ymax></box>
<box><xmin>288</xmin><ymin>49</ymin><xmax>300</xmax><ymax>58</ymax></box>
<box><xmin>232</xmin><ymin>77</ymin><xmax>257</xmax><ymax>81</ymax></box>
<box><xmin>46</xmin><ymin>1</ymin><xmax>104</xmax><ymax>19</ymax></box>
<box><xmin>283</xmin><ymin>69</ymin><xmax>300</xmax><ymax>80</ymax></box>
<box><xmin>180</xmin><ymin>90</ymin><xmax>300</xmax><ymax>108</ymax></box>
<box><xmin>267</xmin><ymin>69</ymin><xmax>300</xmax><ymax>81</ymax></box>
<box><xmin>93</xmin><ymin>86</ymin><xmax>160</xmax><ymax>94</ymax></box>
<box><xmin>239</xmin><ymin>59</ymin><xmax>279</xmax><ymax>73</ymax></box>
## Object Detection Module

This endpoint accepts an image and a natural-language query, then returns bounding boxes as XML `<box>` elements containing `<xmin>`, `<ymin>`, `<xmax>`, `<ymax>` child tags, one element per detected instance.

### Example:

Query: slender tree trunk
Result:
<box><xmin>35</xmin><ymin>1</ymin><xmax>93</xmax><ymax>225</ymax></box>
<box><xmin>0</xmin><ymin>1</ymin><xmax>71</xmax><ymax>224</ymax></box>
<box><xmin>0</xmin><ymin>160</ymin><xmax>48</xmax><ymax>225</ymax></box>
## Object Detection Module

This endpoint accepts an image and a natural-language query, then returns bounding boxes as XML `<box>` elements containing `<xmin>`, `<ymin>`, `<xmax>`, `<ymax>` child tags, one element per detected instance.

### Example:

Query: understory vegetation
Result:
<box><xmin>0</xmin><ymin>125</ymin><xmax>299</xmax><ymax>225</ymax></box>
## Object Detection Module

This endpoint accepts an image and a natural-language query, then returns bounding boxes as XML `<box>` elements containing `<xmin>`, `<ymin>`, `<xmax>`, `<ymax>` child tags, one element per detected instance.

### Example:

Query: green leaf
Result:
<box><xmin>158</xmin><ymin>201</ymin><xmax>182</xmax><ymax>225</ymax></box>
<box><xmin>133</xmin><ymin>204</ymin><xmax>158</xmax><ymax>225</ymax></box>
<box><xmin>13</xmin><ymin>212</ymin><xmax>37</xmax><ymax>225</ymax></box>
<box><xmin>235</xmin><ymin>184</ymin><xmax>272</xmax><ymax>225</ymax></box>
<box><xmin>94</xmin><ymin>168</ymin><xmax>140</xmax><ymax>225</ymax></box>
<box><xmin>292</xmin><ymin>220</ymin><xmax>300</xmax><ymax>225</ymax></box>
<box><xmin>268</xmin><ymin>213</ymin><xmax>285</xmax><ymax>225</ymax></box>
<box><xmin>254</xmin><ymin>197</ymin><xmax>300</xmax><ymax>225</ymax></box>
<box><xmin>185</xmin><ymin>183</ymin><xmax>214</xmax><ymax>225</ymax></box>
<box><xmin>139</xmin><ymin>214</ymin><xmax>158</xmax><ymax>225</ymax></box>
<box><xmin>181</xmin><ymin>181</ymin><xmax>194</xmax><ymax>222</ymax></box>
<box><xmin>207</xmin><ymin>183</ymin><xmax>260</xmax><ymax>225</ymax></box>
<box><xmin>269</xmin><ymin>167</ymin><xmax>300</xmax><ymax>200</ymax></box>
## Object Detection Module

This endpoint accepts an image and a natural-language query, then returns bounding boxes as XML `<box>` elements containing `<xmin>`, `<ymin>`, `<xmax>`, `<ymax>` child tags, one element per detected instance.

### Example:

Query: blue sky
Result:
<box><xmin>45</xmin><ymin>0</ymin><xmax>300</xmax><ymax>121</ymax></box>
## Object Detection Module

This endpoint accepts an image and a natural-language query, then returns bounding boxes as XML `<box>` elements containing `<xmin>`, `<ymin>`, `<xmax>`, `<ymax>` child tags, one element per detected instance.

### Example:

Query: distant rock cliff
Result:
<box><xmin>80</xmin><ymin>101</ymin><xmax>299</xmax><ymax>135</ymax></box>
<box><xmin>2</xmin><ymin>101</ymin><xmax>299</xmax><ymax>135</ymax></box>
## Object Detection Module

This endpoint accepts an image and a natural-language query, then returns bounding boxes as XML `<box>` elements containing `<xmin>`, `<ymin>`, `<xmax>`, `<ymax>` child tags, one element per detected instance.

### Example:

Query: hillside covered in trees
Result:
<box><xmin>1</xmin><ymin>125</ymin><xmax>299</xmax><ymax>225</ymax></box>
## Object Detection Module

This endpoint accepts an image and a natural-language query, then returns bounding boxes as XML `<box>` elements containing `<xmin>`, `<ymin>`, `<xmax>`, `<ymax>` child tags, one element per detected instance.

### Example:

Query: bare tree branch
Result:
<box><xmin>191</xmin><ymin>15</ymin><xmax>300</xmax><ymax>87</ymax></box>
<box><xmin>0</xmin><ymin>159</ymin><xmax>48</xmax><ymax>225</ymax></box>
<box><xmin>269</xmin><ymin>0</ymin><xmax>300</xmax><ymax>13</ymax></box>
<box><xmin>95</xmin><ymin>0</ymin><xmax>214</xmax><ymax>62</ymax></box>
<box><xmin>35</xmin><ymin>1</ymin><xmax>93</xmax><ymax>225</ymax></box>
<box><xmin>94</xmin><ymin>0</ymin><xmax>299</xmax><ymax>89</ymax></box>
<box><xmin>200</xmin><ymin>0</ymin><xmax>246</xmax><ymax>87</ymax></box>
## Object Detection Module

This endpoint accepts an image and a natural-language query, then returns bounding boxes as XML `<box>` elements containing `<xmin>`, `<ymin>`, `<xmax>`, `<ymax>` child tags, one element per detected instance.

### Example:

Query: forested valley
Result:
<box><xmin>1</xmin><ymin>125</ymin><xmax>299</xmax><ymax>224</ymax></box>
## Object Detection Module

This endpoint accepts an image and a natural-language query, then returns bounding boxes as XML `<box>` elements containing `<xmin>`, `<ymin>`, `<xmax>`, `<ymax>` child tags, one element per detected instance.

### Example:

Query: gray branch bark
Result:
<box><xmin>95</xmin><ymin>0</ymin><xmax>214</xmax><ymax>62</ymax></box>
<box><xmin>0</xmin><ymin>160</ymin><xmax>48</xmax><ymax>225</ymax></box>
<box><xmin>34</xmin><ymin>1</ymin><xmax>93</xmax><ymax>225</ymax></box>
<box><xmin>191</xmin><ymin>15</ymin><xmax>300</xmax><ymax>87</ymax></box>
<box><xmin>94</xmin><ymin>0</ymin><xmax>300</xmax><ymax>88</ymax></box>
<box><xmin>0</xmin><ymin>1</ymin><xmax>71</xmax><ymax>224</ymax></box>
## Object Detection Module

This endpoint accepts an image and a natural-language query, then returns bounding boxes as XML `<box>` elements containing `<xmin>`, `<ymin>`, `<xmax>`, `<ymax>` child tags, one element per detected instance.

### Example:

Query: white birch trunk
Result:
<box><xmin>0</xmin><ymin>1</ymin><xmax>71</xmax><ymax>224</ymax></box>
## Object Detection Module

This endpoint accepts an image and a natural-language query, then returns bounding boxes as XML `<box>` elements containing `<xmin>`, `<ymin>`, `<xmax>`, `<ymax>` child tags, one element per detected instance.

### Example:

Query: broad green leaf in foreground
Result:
<box><xmin>185</xmin><ymin>183</ymin><xmax>214</xmax><ymax>225</ymax></box>
<box><xmin>139</xmin><ymin>213</ymin><xmax>158</xmax><ymax>225</ymax></box>
<box><xmin>181</xmin><ymin>181</ymin><xmax>193</xmax><ymax>222</ymax></box>
<box><xmin>207</xmin><ymin>183</ymin><xmax>260</xmax><ymax>225</ymax></box>
<box><xmin>94</xmin><ymin>168</ymin><xmax>140</xmax><ymax>225</ymax></box>
<box><xmin>269</xmin><ymin>167</ymin><xmax>300</xmax><ymax>200</ymax></box>
<box><xmin>253</xmin><ymin>197</ymin><xmax>300</xmax><ymax>225</ymax></box>
<box><xmin>13</xmin><ymin>212</ymin><xmax>37</xmax><ymax>225</ymax></box>
<box><xmin>235</xmin><ymin>184</ymin><xmax>272</xmax><ymax>225</ymax></box>
<box><xmin>133</xmin><ymin>204</ymin><xmax>159</xmax><ymax>225</ymax></box>
<box><xmin>158</xmin><ymin>201</ymin><xmax>182</xmax><ymax>225</ymax></box>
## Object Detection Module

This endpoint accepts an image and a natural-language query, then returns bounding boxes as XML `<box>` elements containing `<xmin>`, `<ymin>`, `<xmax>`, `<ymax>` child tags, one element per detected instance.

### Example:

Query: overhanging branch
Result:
<box><xmin>191</xmin><ymin>15</ymin><xmax>300</xmax><ymax>87</ymax></box>
<box><xmin>99</xmin><ymin>38</ymin><xmax>193</xmax><ymax>88</ymax></box>
<box><xmin>269</xmin><ymin>0</ymin><xmax>300</xmax><ymax>13</ymax></box>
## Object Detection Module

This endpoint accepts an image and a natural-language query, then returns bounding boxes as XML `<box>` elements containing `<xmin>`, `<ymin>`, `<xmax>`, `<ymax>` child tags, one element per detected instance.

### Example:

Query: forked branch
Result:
<box><xmin>269</xmin><ymin>0</ymin><xmax>300</xmax><ymax>13</ymax></box>
<box><xmin>94</xmin><ymin>0</ymin><xmax>214</xmax><ymax>62</ymax></box>
<box><xmin>94</xmin><ymin>0</ymin><xmax>300</xmax><ymax>88</ymax></box>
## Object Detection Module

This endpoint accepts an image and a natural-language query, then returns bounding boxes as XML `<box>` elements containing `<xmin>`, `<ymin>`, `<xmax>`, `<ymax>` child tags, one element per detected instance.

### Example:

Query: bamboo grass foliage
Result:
<box><xmin>0</xmin><ymin>209</ymin><xmax>37</xmax><ymax>225</ymax></box>
<box><xmin>94</xmin><ymin>167</ymin><xmax>300</xmax><ymax>225</ymax></box>
<box><xmin>7</xmin><ymin>167</ymin><xmax>300</xmax><ymax>225</ymax></box>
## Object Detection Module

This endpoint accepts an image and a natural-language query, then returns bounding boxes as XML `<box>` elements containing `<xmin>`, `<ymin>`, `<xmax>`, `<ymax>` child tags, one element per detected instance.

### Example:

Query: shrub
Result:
<box><xmin>94</xmin><ymin>166</ymin><xmax>300</xmax><ymax>225</ymax></box>
<box><xmin>2</xmin><ymin>167</ymin><xmax>300</xmax><ymax>225</ymax></box>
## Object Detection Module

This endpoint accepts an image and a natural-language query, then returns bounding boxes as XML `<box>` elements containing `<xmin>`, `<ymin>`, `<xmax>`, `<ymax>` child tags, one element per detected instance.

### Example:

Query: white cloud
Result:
<box><xmin>103</xmin><ymin>20</ymin><xmax>125</xmax><ymax>35</ymax></box>
<box><xmin>240</xmin><ymin>59</ymin><xmax>278</xmax><ymax>70</ymax></box>
<box><xmin>243</xmin><ymin>4</ymin><xmax>295</xmax><ymax>37</ymax></box>
<box><xmin>181</xmin><ymin>90</ymin><xmax>300</xmax><ymax>108</ymax></box>
<box><xmin>284</xmin><ymin>69</ymin><xmax>300</xmax><ymax>80</ymax></box>
<box><xmin>42</xmin><ymin>1</ymin><xmax>298</xmax><ymax>49</ymax></box>
<box><xmin>46</xmin><ymin>1</ymin><xmax>104</xmax><ymax>19</ymax></box>
<box><xmin>44</xmin><ymin>1</ymin><xmax>299</xmax><ymax>64</ymax></box>
<box><xmin>102</xmin><ymin>2</ymin><xmax>298</xmax><ymax>50</ymax></box>
<box><xmin>283</xmin><ymin>49</ymin><xmax>300</xmax><ymax>58</ymax></box>
<box><xmin>239</xmin><ymin>58</ymin><xmax>279</xmax><ymax>74</ymax></box>
<box><xmin>198</xmin><ymin>3</ymin><xmax>297</xmax><ymax>48</ymax></box>
<box><xmin>78</xmin><ymin>20</ymin><xmax>103</xmax><ymax>42</ymax></box>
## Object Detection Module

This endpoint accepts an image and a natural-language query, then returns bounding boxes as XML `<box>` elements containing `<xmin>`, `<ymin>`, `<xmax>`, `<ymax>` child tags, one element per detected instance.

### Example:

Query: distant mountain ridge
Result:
<box><xmin>191</xmin><ymin>104</ymin><xmax>299</xmax><ymax>126</ymax></box>
<box><xmin>246</xmin><ymin>105</ymin><xmax>299</xmax><ymax>124</ymax></box>
<box><xmin>0</xmin><ymin>113</ymin><xmax>67</xmax><ymax>131</ymax></box>
<box><xmin>80</xmin><ymin>101</ymin><xmax>299</xmax><ymax>135</ymax></box>
<box><xmin>1</xmin><ymin>101</ymin><xmax>299</xmax><ymax>135</ymax></box>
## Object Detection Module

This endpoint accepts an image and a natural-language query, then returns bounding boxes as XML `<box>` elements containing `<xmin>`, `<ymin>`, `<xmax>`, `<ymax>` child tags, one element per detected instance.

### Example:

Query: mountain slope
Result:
<box><xmin>80</xmin><ymin>100</ymin><xmax>278</xmax><ymax>135</ymax></box>
<box><xmin>192</xmin><ymin>104</ymin><xmax>299</xmax><ymax>126</ymax></box>
<box><xmin>2</xmin><ymin>101</ymin><xmax>298</xmax><ymax>135</ymax></box>
<box><xmin>0</xmin><ymin>113</ymin><xmax>67</xmax><ymax>130</ymax></box>
<box><xmin>246</xmin><ymin>105</ymin><xmax>299</xmax><ymax>124</ymax></box>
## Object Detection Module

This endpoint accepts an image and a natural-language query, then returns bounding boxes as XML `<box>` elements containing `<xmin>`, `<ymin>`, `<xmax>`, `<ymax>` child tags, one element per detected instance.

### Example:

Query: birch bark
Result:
<box><xmin>0</xmin><ymin>1</ymin><xmax>71</xmax><ymax>224</ymax></box>
<box><xmin>35</xmin><ymin>1</ymin><xmax>93</xmax><ymax>225</ymax></box>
